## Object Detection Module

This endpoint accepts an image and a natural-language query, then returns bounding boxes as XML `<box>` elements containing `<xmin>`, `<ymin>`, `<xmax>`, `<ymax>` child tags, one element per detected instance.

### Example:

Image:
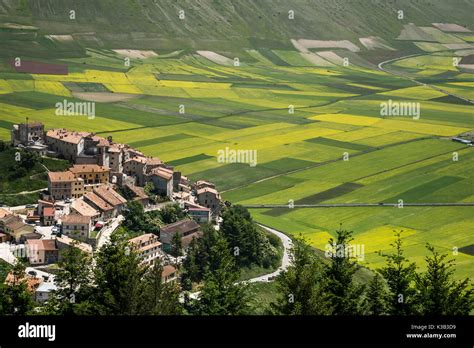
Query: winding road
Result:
<box><xmin>377</xmin><ymin>53</ymin><xmax>473</xmax><ymax>104</ymax></box>
<box><xmin>184</xmin><ymin>224</ymin><xmax>292</xmax><ymax>301</ymax></box>
<box><xmin>248</xmin><ymin>224</ymin><xmax>292</xmax><ymax>283</ymax></box>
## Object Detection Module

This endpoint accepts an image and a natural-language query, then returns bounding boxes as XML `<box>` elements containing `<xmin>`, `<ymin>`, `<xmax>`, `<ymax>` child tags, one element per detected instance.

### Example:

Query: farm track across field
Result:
<box><xmin>221</xmin><ymin>135</ymin><xmax>458</xmax><ymax>193</ymax></box>
<box><xmin>94</xmin><ymin>93</ymin><xmax>369</xmax><ymax>135</ymax></box>
<box><xmin>378</xmin><ymin>52</ymin><xmax>474</xmax><ymax>104</ymax></box>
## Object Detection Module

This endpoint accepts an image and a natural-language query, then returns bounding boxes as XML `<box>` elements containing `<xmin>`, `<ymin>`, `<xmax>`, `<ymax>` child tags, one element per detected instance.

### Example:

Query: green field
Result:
<box><xmin>0</xmin><ymin>14</ymin><xmax>473</xmax><ymax>278</ymax></box>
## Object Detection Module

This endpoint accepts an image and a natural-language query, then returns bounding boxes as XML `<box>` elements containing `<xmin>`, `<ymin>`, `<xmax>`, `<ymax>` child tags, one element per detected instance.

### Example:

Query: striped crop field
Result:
<box><xmin>0</xmin><ymin>41</ymin><xmax>472</xmax><ymax>279</ymax></box>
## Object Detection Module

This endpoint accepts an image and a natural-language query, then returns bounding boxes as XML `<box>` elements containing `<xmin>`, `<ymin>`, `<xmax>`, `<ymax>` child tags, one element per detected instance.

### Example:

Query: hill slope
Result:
<box><xmin>0</xmin><ymin>0</ymin><xmax>472</xmax><ymax>58</ymax></box>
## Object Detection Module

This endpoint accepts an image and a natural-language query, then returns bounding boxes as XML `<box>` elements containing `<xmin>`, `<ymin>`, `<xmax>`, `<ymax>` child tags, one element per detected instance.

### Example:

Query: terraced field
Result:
<box><xmin>0</xmin><ymin>19</ymin><xmax>473</xmax><ymax>278</ymax></box>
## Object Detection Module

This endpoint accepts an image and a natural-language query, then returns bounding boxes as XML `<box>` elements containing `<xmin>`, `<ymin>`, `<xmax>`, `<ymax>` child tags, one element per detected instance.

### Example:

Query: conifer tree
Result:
<box><xmin>142</xmin><ymin>260</ymin><xmax>183</xmax><ymax>315</ymax></box>
<box><xmin>378</xmin><ymin>232</ymin><xmax>417</xmax><ymax>315</ymax></box>
<box><xmin>92</xmin><ymin>233</ymin><xmax>148</xmax><ymax>315</ymax></box>
<box><xmin>271</xmin><ymin>236</ymin><xmax>331</xmax><ymax>315</ymax></box>
<box><xmin>364</xmin><ymin>273</ymin><xmax>387</xmax><ymax>315</ymax></box>
<box><xmin>414</xmin><ymin>244</ymin><xmax>473</xmax><ymax>315</ymax></box>
<box><xmin>46</xmin><ymin>242</ymin><xmax>93</xmax><ymax>315</ymax></box>
<box><xmin>324</xmin><ymin>228</ymin><xmax>365</xmax><ymax>315</ymax></box>
<box><xmin>170</xmin><ymin>232</ymin><xmax>183</xmax><ymax>258</ymax></box>
<box><xmin>189</xmin><ymin>235</ymin><xmax>249</xmax><ymax>315</ymax></box>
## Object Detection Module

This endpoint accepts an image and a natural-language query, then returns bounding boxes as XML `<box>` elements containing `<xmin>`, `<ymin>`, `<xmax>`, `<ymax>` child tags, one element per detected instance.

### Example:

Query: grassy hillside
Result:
<box><xmin>0</xmin><ymin>0</ymin><xmax>473</xmax><ymax>58</ymax></box>
<box><xmin>0</xmin><ymin>147</ymin><xmax>69</xmax><ymax>205</ymax></box>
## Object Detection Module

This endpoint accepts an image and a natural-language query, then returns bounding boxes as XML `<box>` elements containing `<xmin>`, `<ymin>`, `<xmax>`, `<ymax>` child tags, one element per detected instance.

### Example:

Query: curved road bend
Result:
<box><xmin>377</xmin><ymin>53</ymin><xmax>473</xmax><ymax>104</ymax></box>
<box><xmin>246</xmin><ymin>224</ymin><xmax>292</xmax><ymax>283</ymax></box>
<box><xmin>184</xmin><ymin>224</ymin><xmax>293</xmax><ymax>301</ymax></box>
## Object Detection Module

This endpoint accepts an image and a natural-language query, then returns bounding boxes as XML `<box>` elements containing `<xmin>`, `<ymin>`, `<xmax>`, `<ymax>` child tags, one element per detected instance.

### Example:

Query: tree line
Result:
<box><xmin>0</xmin><ymin>206</ymin><xmax>472</xmax><ymax>315</ymax></box>
<box><xmin>271</xmin><ymin>230</ymin><xmax>473</xmax><ymax>315</ymax></box>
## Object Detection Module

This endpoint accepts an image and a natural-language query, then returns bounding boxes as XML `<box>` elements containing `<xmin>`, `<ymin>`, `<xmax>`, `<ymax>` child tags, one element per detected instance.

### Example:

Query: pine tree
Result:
<box><xmin>414</xmin><ymin>244</ymin><xmax>473</xmax><ymax>315</ymax></box>
<box><xmin>378</xmin><ymin>231</ymin><xmax>417</xmax><ymax>315</ymax></box>
<box><xmin>170</xmin><ymin>232</ymin><xmax>183</xmax><ymax>258</ymax></box>
<box><xmin>180</xmin><ymin>237</ymin><xmax>200</xmax><ymax>290</ymax></box>
<box><xmin>324</xmin><ymin>228</ymin><xmax>365</xmax><ymax>315</ymax></box>
<box><xmin>142</xmin><ymin>260</ymin><xmax>183</xmax><ymax>315</ymax></box>
<box><xmin>271</xmin><ymin>236</ymin><xmax>331</xmax><ymax>315</ymax></box>
<box><xmin>189</xmin><ymin>235</ymin><xmax>250</xmax><ymax>315</ymax></box>
<box><xmin>181</xmin><ymin>223</ymin><xmax>220</xmax><ymax>287</ymax></box>
<box><xmin>46</xmin><ymin>242</ymin><xmax>93</xmax><ymax>314</ymax></box>
<box><xmin>220</xmin><ymin>205</ymin><xmax>278</xmax><ymax>268</ymax></box>
<box><xmin>364</xmin><ymin>273</ymin><xmax>387</xmax><ymax>315</ymax></box>
<box><xmin>92</xmin><ymin>233</ymin><xmax>148</xmax><ymax>315</ymax></box>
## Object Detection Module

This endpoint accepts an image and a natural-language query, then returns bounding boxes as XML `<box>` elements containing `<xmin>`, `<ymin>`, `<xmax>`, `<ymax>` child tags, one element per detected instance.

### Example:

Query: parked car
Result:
<box><xmin>64</xmin><ymin>198</ymin><xmax>72</xmax><ymax>203</ymax></box>
<box><xmin>28</xmin><ymin>270</ymin><xmax>37</xmax><ymax>277</ymax></box>
<box><xmin>25</xmin><ymin>204</ymin><xmax>36</xmax><ymax>208</ymax></box>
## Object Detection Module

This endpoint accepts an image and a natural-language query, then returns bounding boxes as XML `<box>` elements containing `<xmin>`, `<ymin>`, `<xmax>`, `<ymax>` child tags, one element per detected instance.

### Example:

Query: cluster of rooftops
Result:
<box><xmin>0</xmin><ymin>121</ymin><xmax>233</xmax><ymax>300</ymax></box>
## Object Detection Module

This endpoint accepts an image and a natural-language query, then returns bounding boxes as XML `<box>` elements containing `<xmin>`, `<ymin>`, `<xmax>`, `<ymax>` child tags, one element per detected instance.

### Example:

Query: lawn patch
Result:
<box><xmin>63</xmin><ymin>82</ymin><xmax>109</xmax><ymax>92</ymax></box>
<box><xmin>385</xmin><ymin>176</ymin><xmax>464</xmax><ymax>203</ymax></box>
<box><xmin>263</xmin><ymin>182</ymin><xmax>364</xmax><ymax>216</ymax></box>
<box><xmin>257</xmin><ymin>49</ymin><xmax>290</xmax><ymax>66</ymax></box>
<box><xmin>0</xmin><ymin>91</ymin><xmax>59</xmax><ymax>109</ymax></box>
<box><xmin>190</xmin><ymin>158</ymin><xmax>316</xmax><ymax>191</ymax></box>
<box><xmin>128</xmin><ymin>134</ymin><xmax>194</xmax><ymax>148</ymax></box>
<box><xmin>0</xmin><ymin>119</ymin><xmax>14</xmax><ymax>130</ymax></box>
<box><xmin>168</xmin><ymin>153</ymin><xmax>214</xmax><ymax>167</ymax></box>
<box><xmin>305</xmin><ymin>137</ymin><xmax>373</xmax><ymax>151</ymax></box>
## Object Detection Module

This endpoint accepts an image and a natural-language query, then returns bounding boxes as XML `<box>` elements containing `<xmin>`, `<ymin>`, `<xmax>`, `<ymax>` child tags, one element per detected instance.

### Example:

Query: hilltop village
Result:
<box><xmin>0</xmin><ymin>121</ymin><xmax>224</xmax><ymax>301</ymax></box>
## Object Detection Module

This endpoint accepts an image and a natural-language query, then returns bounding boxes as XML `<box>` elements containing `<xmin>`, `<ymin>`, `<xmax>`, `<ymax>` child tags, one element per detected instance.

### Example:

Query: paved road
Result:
<box><xmin>0</xmin><ymin>242</ymin><xmax>17</xmax><ymax>264</ymax></box>
<box><xmin>8</xmin><ymin>204</ymin><xmax>37</xmax><ymax>212</ymax></box>
<box><xmin>96</xmin><ymin>215</ymin><xmax>124</xmax><ymax>249</ymax></box>
<box><xmin>2</xmin><ymin>188</ymin><xmax>46</xmax><ymax>196</ymax></box>
<box><xmin>246</xmin><ymin>224</ymin><xmax>292</xmax><ymax>283</ymax></box>
<box><xmin>0</xmin><ymin>243</ymin><xmax>55</xmax><ymax>282</ymax></box>
<box><xmin>25</xmin><ymin>267</ymin><xmax>56</xmax><ymax>283</ymax></box>
<box><xmin>183</xmin><ymin>223</ymin><xmax>293</xmax><ymax>302</ymax></box>
<box><xmin>35</xmin><ymin>225</ymin><xmax>54</xmax><ymax>239</ymax></box>
<box><xmin>244</xmin><ymin>202</ymin><xmax>474</xmax><ymax>209</ymax></box>
<box><xmin>378</xmin><ymin>53</ymin><xmax>473</xmax><ymax>104</ymax></box>
<box><xmin>144</xmin><ymin>201</ymin><xmax>174</xmax><ymax>212</ymax></box>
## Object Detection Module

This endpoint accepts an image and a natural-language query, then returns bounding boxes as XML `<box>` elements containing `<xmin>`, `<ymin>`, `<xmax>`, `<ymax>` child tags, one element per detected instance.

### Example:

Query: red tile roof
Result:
<box><xmin>43</xmin><ymin>207</ymin><xmax>55</xmax><ymax>217</ymax></box>
<box><xmin>48</xmin><ymin>171</ymin><xmax>76</xmax><ymax>182</ymax></box>
<box><xmin>151</xmin><ymin>167</ymin><xmax>173</xmax><ymax>180</ymax></box>
<box><xmin>26</xmin><ymin>239</ymin><xmax>57</xmax><ymax>251</ymax></box>
<box><xmin>70</xmin><ymin>164</ymin><xmax>110</xmax><ymax>174</ymax></box>
<box><xmin>93</xmin><ymin>186</ymin><xmax>127</xmax><ymax>207</ymax></box>
<box><xmin>160</xmin><ymin>219</ymin><xmax>200</xmax><ymax>235</ymax></box>
<box><xmin>61</xmin><ymin>214</ymin><xmax>91</xmax><ymax>225</ymax></box>
<box><xmin>71</xmin><ymin>198</ymin><xmax>99</xmax><ymax>217</ymax></box>
<box><xmin>46</xmin><ymin>129</ymin><xmax>89</xmax><ymax>144</ymax></box>
<box><xmin>84</xmin><ymin>192</ymin><xmax>114</xmax><ymax>212</ymax></box>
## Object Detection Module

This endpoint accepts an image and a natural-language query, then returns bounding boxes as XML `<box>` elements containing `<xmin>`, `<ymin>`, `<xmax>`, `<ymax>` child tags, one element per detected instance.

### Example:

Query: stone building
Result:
<box><xmin>11</xmin><ymin>121</ymin><xmax>45</xmax><ymax>146</ymax></box>
<box><xmin>47</xmin><ymin>171</ymin><xmax>84</xmax><ymax>200</ymax></box>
